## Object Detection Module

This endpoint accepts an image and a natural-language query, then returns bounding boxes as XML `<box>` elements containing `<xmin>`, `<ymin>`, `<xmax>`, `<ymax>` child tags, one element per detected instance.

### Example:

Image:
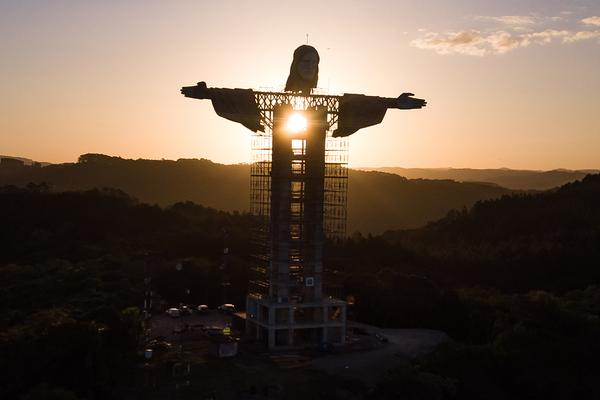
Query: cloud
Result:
<box><xmin>582</xmin><ymin>16</ymin><xmax>600</xmax><ymax>26</ymax></box>
<box><xmin>474</xmin><ymin>15</ymin><xmax>564</xmax><ymax>27</ymax></box>
<box><xmin>411</xmin><ymin>29</ymin><xmax>600</xmax><ymax>56</ymax></box>
<box><xmin>412</xmin><ymin>13</ymin><xmax>600</xmax><ymax>56</ymax></box>
<box><xmin>562</xmin><ymin>30</ymin><xmax>600</xmax><ymax>42</ymax></box>
<box><xmin>410</xmin><ymin>31</ymin><xmax>487</xmax><ymax>56</ymax></box>
<box><xmin>476</xmin><ymin>15</ymin><xmax>538</xmax><ymax>26</ymax></box>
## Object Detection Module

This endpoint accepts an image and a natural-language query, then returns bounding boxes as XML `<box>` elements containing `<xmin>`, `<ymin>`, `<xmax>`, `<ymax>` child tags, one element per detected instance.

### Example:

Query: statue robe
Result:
<box><xmin>186</xmin><ymin>85</ymin><xmax>390</xmax><ymax>137</ymax></box>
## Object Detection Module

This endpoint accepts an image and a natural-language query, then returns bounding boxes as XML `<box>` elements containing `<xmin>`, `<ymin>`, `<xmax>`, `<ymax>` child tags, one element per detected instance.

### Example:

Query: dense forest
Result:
<box><xmin>2</xmin><ymin>173</ymin><xmax>600</xmax><ymax>398</ymax></box>
<box><xmin>333</xmin><ymin>174</ymin><xmax>600</xmax><ymax>399</ymax></box>
<box><xmin>0</xmin><ymin>185</ymin><xmax>256</xmax><ymax>399</ymax></box>
<box><xmin>0</xmin><ymin>153</ymin><xmax>513</xmax><ymax>233</ymax></box>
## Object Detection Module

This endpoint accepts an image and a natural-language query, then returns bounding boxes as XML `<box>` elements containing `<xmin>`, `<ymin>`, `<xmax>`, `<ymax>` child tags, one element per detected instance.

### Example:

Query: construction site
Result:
<box><xmin>179</xmin><ymin>45</ymin><xmax>427</xmax><ymax>353</ymax></box>
<box><xmin>246</xmin><ymin>93</ymin><xmax>349</xmax><ymax>349</ymax></box>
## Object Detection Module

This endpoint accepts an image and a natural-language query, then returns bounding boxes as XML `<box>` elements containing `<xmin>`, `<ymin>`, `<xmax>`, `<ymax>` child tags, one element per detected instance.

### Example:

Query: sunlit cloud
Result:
<box><xmin>562</xmin><ymin>30</ymin><xmax>600</xmax><ymax>43</ymax></box>
<box><xmin>411</xmin><ymin>29</ymin><xmax>600</xmax><ymax>56</ymax></box>
<box><xmin>474</xmin><ymin>15</ymin><xmax>564</xmax><ymax>27</ymax></box>
<box><xmin>475</xmin><ymin>15</ymin><xmax>538</xmax><ymax>26</ymax></box>
<box><xmin>582</xmin><ymin>16</ymin><xmax>600</xmax><ymax>26</ymax></box>
<box><xmin>411</xmin><ymin>31</ymin><xmax>487</xmax><ymax>56</ymax></box>
<box><xmin>413</xmin><ymin>13</ymin><xmax>600</xmax><ymax>56</ymax></box>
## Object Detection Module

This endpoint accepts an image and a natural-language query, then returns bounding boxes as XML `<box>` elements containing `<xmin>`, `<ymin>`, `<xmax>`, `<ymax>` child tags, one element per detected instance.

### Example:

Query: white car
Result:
<box><xmin>197</xmin><ymin>304</ymin><xmax>209</xmax><ymax>314</ymax></box>
<box><xmin>166</xmin><ymin>307</ymin><xmax>181</xmax><ymax>318</ymax></box>
<box><xmin>217</xmin><ymin>303</ymin><xmax>236</xmax><ymax>314</ymax></box>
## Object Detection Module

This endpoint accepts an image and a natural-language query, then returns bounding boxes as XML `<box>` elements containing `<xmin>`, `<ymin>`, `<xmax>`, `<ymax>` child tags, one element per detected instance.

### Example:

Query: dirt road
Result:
<box><xmin>311</xmin><ymin>325</ymin><xmax>448</xmax><ymax>386</ymax></box>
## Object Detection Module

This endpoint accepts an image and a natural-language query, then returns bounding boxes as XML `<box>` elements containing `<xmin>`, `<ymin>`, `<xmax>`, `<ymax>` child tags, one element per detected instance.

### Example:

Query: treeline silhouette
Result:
<box><xmin>2</xmin><ymin>174</ymin><xmax>600</xmax><ymax>398</ymax></box>
<box><xmin>0</xmin><ymin>153</ymin><xmax>513</xmax><ymax>233</ymax></box>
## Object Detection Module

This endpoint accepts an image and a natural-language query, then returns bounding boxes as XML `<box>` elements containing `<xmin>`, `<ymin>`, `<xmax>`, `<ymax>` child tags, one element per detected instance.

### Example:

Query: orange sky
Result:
<box><xmin>1</xmin><ymin>1</ymin><xmax>599</xmax><ymax>169</ymax></box>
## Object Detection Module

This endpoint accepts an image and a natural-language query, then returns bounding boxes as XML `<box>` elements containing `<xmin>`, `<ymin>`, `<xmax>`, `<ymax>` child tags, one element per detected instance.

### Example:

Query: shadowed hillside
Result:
<box><xmin>348</xmin><ymin>170</ymin><xmax>511</xmax><ymax>232</ymax></box>
<box><xmin>379</xmin><ymin>173</ymin><xmax>600</xmax><ymax>293</ymax></box>
<box><xmin>0</xmin><ymin>153</ymin><xmax>514</xmax><ymax>234</ymax></box>
<box><xmin>0</xmin><ymin>154</ymin><xmax>250</xmax><ymax>212</ymax></box>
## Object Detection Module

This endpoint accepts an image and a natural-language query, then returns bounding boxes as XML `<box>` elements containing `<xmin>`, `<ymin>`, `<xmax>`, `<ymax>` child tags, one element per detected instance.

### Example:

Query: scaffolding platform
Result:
<box><xmin>246</xmin><ymin>93</ymin><xmax>348</xmax><ymax>349</ymax></box>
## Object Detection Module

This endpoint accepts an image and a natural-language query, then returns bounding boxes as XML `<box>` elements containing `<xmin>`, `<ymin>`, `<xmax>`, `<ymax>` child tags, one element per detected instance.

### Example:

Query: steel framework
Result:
<box><xmin>249</xmin><ymin>93</ymin><xmax>348</xmax><ymax>302</ymax></box>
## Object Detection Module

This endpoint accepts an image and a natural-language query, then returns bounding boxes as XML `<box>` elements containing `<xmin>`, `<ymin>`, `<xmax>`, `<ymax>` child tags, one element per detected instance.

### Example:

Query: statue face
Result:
<box><xmin>297</xmin><ymin>52</ymin><xmax>319</xmax><ymax>81</ymax></box>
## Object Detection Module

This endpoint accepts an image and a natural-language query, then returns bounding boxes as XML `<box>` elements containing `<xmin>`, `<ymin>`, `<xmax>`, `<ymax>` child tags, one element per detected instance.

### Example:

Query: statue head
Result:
<box><xmin>285</xmin><ymin>45</ymin><xmax>320</xmax><ymax>95</ymax></box>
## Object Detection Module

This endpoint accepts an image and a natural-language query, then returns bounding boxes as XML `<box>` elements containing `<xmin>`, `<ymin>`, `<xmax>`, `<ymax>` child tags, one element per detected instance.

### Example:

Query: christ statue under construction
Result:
<box><xmin>182</xmin><ymin>45</ymin><xmax>426</xmax><ymax>349</ymax></box>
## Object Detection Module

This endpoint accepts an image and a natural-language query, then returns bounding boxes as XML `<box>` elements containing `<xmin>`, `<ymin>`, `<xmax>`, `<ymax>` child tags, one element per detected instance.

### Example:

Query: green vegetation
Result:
<box><xmin>0</xmin><ymin>185</ymin><xmax>255</xmax><ymax>399</ymax></box>
<box><xmin>2</xmin><ymin>172</ymin><xmax>600</xmax><ymax>398</ymax></box>
<box><xmin>332</xmin><ymin>174</ymin><xmax>600</xmax><ymax>399</ymax></box>
<box><xmin>368</xmin><ymin>288</ymin><xmax>600</xmax><ymax>399</ymax></box>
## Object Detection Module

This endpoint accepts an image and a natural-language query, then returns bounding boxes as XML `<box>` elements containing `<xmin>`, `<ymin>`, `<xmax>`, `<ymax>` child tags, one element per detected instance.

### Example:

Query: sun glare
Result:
<box><xmin>285</xmin><ymin>112</ymin><xmax>308</xmax><ymax>133</ymax></box>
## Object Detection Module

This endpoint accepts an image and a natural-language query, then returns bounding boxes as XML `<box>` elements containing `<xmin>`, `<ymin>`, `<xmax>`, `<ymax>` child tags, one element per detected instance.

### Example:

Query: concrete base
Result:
<box><xmin>246</xmin><ymin>295</ymin><xmax>347</xmax><ymax>349</ymax></box>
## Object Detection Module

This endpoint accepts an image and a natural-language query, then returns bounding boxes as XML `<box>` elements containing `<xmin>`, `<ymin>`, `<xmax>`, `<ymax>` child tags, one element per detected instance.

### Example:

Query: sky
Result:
<box><xmin>1</xmin><ymin>0</ymin><xmax>599</xmax><ymax>170</ymax></box>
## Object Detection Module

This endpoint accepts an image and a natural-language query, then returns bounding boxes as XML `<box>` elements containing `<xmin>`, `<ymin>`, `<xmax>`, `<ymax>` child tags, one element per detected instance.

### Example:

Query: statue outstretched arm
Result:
<box><xmin>181</xmin><ymin>81</ymin><xmax>263</xmax><ymax>132</ymax></box>
<box><xmin>392</xmin><ymin>93</ymin><xmax>427</xmax><ymax>109</ymax></box>
<box><xmin>334</xmin><ymin>92</ymin><xmax>427</xmax><ymax>137</ymax></box>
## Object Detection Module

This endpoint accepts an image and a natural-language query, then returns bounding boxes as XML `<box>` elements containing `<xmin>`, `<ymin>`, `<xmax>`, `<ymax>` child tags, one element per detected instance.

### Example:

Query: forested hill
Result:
<box><xmin>0</xmin><ymin>154</ymin><xmax>250</xmax><ymax>212</ymax></box>
<box><xmin>388</xmin><ymin>173</ymin><xmax>600</xmax><ymax>244</ymax></box>
<box><xmin>0</xmin><ymin>153</ymin><xmax>513</xmax><ymax>234</ymax></box>
<box><xmin>348</xmin><ymin>169</ymin><xmax>510</xmax><ymax>233</ymax></box>
<box><xmin>380</xmin><ymin>173</ymin><xmax>600</xmax><ymax>292</ymax></box>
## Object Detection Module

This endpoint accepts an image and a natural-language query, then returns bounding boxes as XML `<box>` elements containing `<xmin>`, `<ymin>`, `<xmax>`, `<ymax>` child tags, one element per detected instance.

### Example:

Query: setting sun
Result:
<box><xmin>285</xmin><ymin>112</ymin><xmax>308</xmax><ymax>134</ymax></box>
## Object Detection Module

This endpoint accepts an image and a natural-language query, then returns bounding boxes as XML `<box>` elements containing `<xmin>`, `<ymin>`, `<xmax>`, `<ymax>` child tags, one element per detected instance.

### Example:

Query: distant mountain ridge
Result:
<box><xmin>359</xmin><ymin>167</ymin><xmax>599</xmax><ymax>190</ymax></box>
<box><xmin>0</xmin><ymin>153</ymin><xmax>516</xmax><ymax>234</ymax></box>
<box><xmin>0</xmin><ymin>155</ymin><xmax>51</xmax><ymax>166</ymax></box>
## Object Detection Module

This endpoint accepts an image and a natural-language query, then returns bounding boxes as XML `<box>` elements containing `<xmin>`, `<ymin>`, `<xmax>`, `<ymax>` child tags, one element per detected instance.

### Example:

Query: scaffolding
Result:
<box><xmin>248</xmin><ymin>93</ymin><xmax>348</xmax><ymax>302</ymax></box>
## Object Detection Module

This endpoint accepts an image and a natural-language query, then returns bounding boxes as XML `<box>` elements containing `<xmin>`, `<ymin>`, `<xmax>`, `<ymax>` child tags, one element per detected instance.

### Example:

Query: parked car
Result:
<box><xmin>196</xmin><ymin>304</ymin><xmax>209</xmax><ymax>314</ymax></box>
<box><xmin>217</xmin><ymin>303</ymin><xmax>236</xmax><ymax>314</ymax></box>
<box><xmin>166</xmin><ymin>308</ymin><xmax>181</xmax><ymax>318</ymax></box>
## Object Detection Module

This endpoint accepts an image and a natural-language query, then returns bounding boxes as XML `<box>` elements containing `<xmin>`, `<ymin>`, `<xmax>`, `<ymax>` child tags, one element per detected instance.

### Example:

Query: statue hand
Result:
<box><xmin>181</xmin><ymin>81</ymin><xmax>210</xmax><ymax>99</ymax></box>
<box><xmin>396</xmin><ymin>93</ymin><xmax>427</xmax><ymax>109</ymax></box>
